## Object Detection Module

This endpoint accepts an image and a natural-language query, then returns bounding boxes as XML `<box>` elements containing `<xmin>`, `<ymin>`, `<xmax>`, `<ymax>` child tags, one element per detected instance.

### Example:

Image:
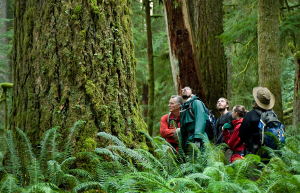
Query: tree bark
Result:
<box><xmin>145</xmin><ymin>0</ymin><xmax>154</xmax><ymax>136</ymax></box>
<box><xmin>227</xmin><ymin>46</ymin><xmax>232</xmax><ymax>102</ymax></box>
<box><xmin>142</xmin><ymin>83</ymin><xmax>148</xmax><ymax>122</ymax></box>
<box><xmin>0</xmin><ymin>0</ymin><xmax>8</xmax><ymax>82</ymax></box>
<box><xmin>258</xmin><ymin>0</ymin><xmax>283</xmax><ymax>121</ymax></box>
<box><xmin>293</xmin><ymin>51</ymin><xmax>300</xmax><ymax>130</ymax></box>
<box><xmin>12</xmin><ymin>0</ymin><xmax>147</xmax><ymax>151</ymax></box>
<box><xmin>163</xmin><ymin>0</ymin><xmax>226</xmax><ymax>114</ymax></box>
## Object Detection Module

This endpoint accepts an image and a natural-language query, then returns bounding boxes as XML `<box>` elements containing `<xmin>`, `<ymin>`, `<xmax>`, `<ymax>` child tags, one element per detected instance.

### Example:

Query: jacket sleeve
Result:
<box><xmin>223</xmin><ymin>124</ymin><xmax>241</xmax><ymax>149</ymax></box>
<box><xmin>192</xmin><ymin>100</ymin><xmax>207</xmax><ymax>140</ymax></box>
<box><xmin>214</xmin><ymin>118</ymin><xmax>219</xmax><ymax>145</ymax></box>
<box><xmin>160</xmin><ymin>114</ymin><xmax>175</xmax><ymax>138</ymax></box>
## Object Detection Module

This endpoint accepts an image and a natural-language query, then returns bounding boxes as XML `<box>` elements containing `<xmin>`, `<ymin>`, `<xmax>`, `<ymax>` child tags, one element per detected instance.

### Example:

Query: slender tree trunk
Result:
<box><xmin>12</xmin><ymin>0</ymin><xmax>147</xmax><ymax>151</ymax></box>
<box><xmin>227</xmin><ymin>46</ymin><xmax>232</xmax><ymax>102</ymax></box>
<box><xmin>293</xmin><ymin>51</ymin><xmax>300</xmax><ymax>129</ymax></box>
<box><xmin>258</xmin><ymin>0</ymin><xmax>283</xmax><ymax>121</ymax></box>
<box><xmin>145</xmin><ymin>0</ymin><xmax>154</xmax><ymax>136</ymax></box>
<box><xmin>0</xmin><ymin>0</ymin><xmax>8</xmax><ymax>82</ymax></box>
<box><xmin>164</xmin><ymin>0</ymin><xmax>226</xmax><ymax>114</ymax></box>
<box><xmin>142</xmin><ymin>83</ymin><xmax>148</xmax><ymax>122</ymax></box>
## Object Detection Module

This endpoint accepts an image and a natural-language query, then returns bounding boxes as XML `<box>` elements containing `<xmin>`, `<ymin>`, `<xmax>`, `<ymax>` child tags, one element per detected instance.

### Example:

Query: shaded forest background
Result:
<box><xmin>0</xmin><ymin>0</ymin><xmax>300</xmax><ymax>135</ymax></box>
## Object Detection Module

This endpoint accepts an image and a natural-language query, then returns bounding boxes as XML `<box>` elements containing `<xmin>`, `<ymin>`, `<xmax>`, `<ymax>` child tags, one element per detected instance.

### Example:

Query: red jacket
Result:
<box><xmin>160</xmin><ymin>113</ymin><xmax>180</xmax><ymax>145</ymax></box>
<box><xmin>222</xmin><ymin>118</ymin><xmax>245</xmax><ymax>162</ymax></box>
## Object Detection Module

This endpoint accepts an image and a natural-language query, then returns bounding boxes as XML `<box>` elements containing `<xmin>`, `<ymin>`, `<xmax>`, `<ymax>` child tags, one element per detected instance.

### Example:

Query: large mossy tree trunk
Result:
<box><xmin>11</xmin><ymin>0</ymin><xmax>147</xmax><ymax>151</ymax></box>
<box><xmin>257</xmin><ymin>0</ymin><xmax>283</xmax><ymax>121</ymax></box>
<box><xmin>145</xmin><ymin>0</ymin><xmax>154</xmax><ymax>136</ymax></box>
<box><xmin>163</xmin><ymin>0</ymin><xmax>226</xmax><ymax>115</ymax></box>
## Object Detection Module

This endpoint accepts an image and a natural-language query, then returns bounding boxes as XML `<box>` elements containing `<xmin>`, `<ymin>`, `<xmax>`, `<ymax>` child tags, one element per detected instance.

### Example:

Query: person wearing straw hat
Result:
<box><xmin>239</xmin><ymin>87</ymin><xmax>275</xmax><ymax>155</ymax></box>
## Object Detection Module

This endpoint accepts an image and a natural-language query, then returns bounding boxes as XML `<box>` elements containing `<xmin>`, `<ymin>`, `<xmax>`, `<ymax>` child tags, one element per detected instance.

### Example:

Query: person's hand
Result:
<box><xmin>195</xmin><ymin>141</ymin><xmax>201</xmax><ymax>148</ymax></box>
<box><xmin>194</xmin><ymin>139</ymin><xmax>201</xmax><ymax>148</ymax></box>
<box><xmin>222</xmin><ymin>122</ymin><xmax>232</xmax><ymax>131</ymax></box>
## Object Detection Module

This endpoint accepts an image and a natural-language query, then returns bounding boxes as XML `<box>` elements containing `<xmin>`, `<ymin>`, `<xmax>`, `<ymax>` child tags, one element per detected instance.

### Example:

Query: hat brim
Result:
<box><xmin>252</xmin><ymin>87</ymin><xmax>275</xmax><ymax>110</ymax></box>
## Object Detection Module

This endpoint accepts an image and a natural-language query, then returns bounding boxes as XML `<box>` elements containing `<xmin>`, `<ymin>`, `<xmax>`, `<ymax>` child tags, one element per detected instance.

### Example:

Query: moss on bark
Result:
<box><xmin>12</xmin><ymin>0</ymin><xmax>147</xmax><ymax>152</ymax></box>
<box><xmin>258</xmin><ymin>0</ymin><xmax>283</xmax><ymax>121</ymax></box>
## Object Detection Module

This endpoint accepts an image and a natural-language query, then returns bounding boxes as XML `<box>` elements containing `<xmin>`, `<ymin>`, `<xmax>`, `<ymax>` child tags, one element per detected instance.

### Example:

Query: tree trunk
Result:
<box><xmin>142</xmin><ymin>83</ymin><xmax>148</xmax><ymax>122</ymax></box>
<box><xmin>0</xmin><ymin>0</ymin><xmax>8</xmax><ymax>82</ymax></box>
<box><xmin>11</xmin><ymin>0</ymin><xmax>147</xmax><ymax>151</ymax></box>
<box><xmin>257</xmin><ymin>0</ymin><xmax>283</xmax><ymax>121</ymax></box>
<box><xmin>293</xmin><ymin>51</ymin><xmax>300</xmax><ymax>130</ymax></box>
<box><xmin>163</xmin><ymin>0</ymin><xmax>226</xmax><ymax>114</ymax></box>
<box><xmin>227</xmin><ymin>46</ymin><xmax>232</xmax><ymax>102</ymax></box>
<box><xmin>145</xmin><ymin>0</ymin><xmax>154</xmax><ymax>136</ymax></box>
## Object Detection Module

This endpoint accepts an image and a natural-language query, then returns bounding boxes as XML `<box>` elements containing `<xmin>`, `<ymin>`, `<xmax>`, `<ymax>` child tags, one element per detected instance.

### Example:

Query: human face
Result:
<box><xmin>232</xmin><ymin>107</ymin><xmax>238</xmax><ymax>120</ymax></box>
<box><xmin>181</xmin><ymin>87</ymin><xmax>192</xmax><ymax>99</ymax></box>
<box><xmin>168</xmin><ymin>97</ymin><xmax>181</xmax><ymax>113</ymax></box>
<box><xmin>217</xmin><ymin>98</ymin><xmax>228</xmax><ymax>111</ymax></box>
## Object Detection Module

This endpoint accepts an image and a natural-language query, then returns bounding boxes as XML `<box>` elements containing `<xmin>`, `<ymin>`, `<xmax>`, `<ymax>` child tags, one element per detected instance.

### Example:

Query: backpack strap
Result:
<box><xmin>188</xmin><ymin>101</ymin><xmax>194</xmax><ymax>118</ymax></box>
<box><xmin>167</xmin><ymin>112</ymin><xmax>171</xmax><ymax>127</ymax></box>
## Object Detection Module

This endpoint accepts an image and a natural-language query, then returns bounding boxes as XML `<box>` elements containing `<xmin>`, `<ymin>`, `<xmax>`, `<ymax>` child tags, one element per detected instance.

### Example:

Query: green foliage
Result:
<box><xmin>220</xmin><ymin>0</ymin><xmax>300</xmax><ymax>113</ymax></box>
<box><xmin>2</xmin><ymin>125</ymin><xmax>300</xmax><ymax>192</ymax></box>
<box><xmin>132</xmin><ymin>0</ymin><xmax>175</xmax><ymax>135</ymax></box>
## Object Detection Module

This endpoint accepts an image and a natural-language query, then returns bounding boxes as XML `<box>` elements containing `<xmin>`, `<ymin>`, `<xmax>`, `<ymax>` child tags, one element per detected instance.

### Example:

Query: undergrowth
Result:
<box><xmin>0</xmin><ymin>123</ymin><xmax>300</xmax><ymax>192</ymax></box>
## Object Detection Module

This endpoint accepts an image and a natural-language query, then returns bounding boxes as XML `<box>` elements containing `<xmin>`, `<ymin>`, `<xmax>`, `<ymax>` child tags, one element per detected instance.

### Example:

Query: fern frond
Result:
<box><xmin>94</xmin><ymin>148</ymin><xmax>118</xmax><ymax>161</ymax></box>
<box><xmin>206</xmin><ymin>181</ymin><xmax>246</xmax><ymax>192</ymax></box>
<box><xmin>39</xmin><ymin>126</ymin><xmax>59</xmax><ymax>167</ymax></box>
<box><xmin>124</xmin><ymin>172</ymin><xmax>175</xmax><ymax>192</ymax></box>
<box><xmin>0</xmin><ymin>174</ymin><xmax>20</xmax><ymax>193</ymax></box>
<box><xmin>73</xmin><ymin>181</ymin><xmax>104</xmax><ymax>193</ymax></box>
<box><xmin>97</xmin><ymin>132</ymin><xmax>126</xmax><ymax>147</ymax></box>
<box><xmin>67</xmin><ymin>169</ymin><xmax>94</xmax><ymax>181</ymax></box>
<box><xmin>60</xmin><ymin>157</ymin><xmax>76</xmax><ymax>172</ymax></box>
<box><xmin>136</xmin><ymin>148</ymin><xmax>168</xmax><ymax>177</ymax></box>
<box><xmin>25</xmin><ymin>182</ymin><xmax>60</xmax><ymax>193</ymax></box>
<box><xmin>63</xmin><ymin>120</ymin><xmax>86</xmax><ymax>159</ymax></box>
<box><xmin>4</xmin><ymin>130</ymin><xmax>22</xmax><ymax>180</ymax></box>
<box><xmin>202</xmin><ymin>162</ymin><xmax>229</xmax><ymax>182</ymax></box>
<box><xmin>0</xmin><ymin>152</ymin><xmax>7</xmax><ymax>174</ymax></box>
<box><xmin>15</xmin><ymin>127</ymin><xmax>35</xmax><ymax>160</ymax></box>
<box><xmin>167</xmin><ymin>177</ymin><xmax>203</xmax><ymax>191</ymax></box>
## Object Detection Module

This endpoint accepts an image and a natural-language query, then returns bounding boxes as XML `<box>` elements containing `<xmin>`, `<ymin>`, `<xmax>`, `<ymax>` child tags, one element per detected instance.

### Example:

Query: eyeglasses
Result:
<box><xmin>181</xmin><ymin>87</ymin><xmax>191</xmax><ymax>91</ymax></box>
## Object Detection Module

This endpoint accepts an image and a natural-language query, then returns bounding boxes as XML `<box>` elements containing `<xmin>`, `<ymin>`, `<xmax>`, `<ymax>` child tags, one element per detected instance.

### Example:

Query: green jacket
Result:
<box><xmin>180</xmin><ymin>95</ymin><xmax>208</xmax><ymax>151</ymax></box>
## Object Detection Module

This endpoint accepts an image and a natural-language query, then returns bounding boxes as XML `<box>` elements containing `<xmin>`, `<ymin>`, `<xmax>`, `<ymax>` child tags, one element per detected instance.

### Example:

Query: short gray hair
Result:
<box><xmin>171</xmin><ymin>95</ymin><xmax>184</xmax><ymax>105</ymax></box>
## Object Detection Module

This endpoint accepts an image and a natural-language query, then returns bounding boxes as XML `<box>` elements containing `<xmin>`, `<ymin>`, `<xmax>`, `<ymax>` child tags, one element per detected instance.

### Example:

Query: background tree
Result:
<box><xmin>258</xmin><ymin>0</ymin><xmax>283</xmax><ymax>120</ymax></box>
<box><xmin>163</xmin><ymin>0</ymin><xmax>226</xmax><ymax>115</ymax></box>
<box><xmin>11</xmin><ymin>0</ymin><xmax>147</xmax><ymax>151</ymax></box>
<box><xmin>144</xmin><ymin>0</ymin><xmax>155</xmax><ymax>136</ymax></box>
<box><xmin>133</xmin><ymin>0</ymin><xmax>174</xmax><ymax>135</ymax></box>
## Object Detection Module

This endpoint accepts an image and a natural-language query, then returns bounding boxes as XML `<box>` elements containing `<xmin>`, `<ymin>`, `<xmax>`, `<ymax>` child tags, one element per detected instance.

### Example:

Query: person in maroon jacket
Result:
<box><xmin>160</xmin><ymin>95</ymin><xmax>183</xmax><ymax>151</ymax></box>
<box><xmin>222</xmin><ymin>105</ymin><xmax>246</xmax><ymax>163</ymax></box>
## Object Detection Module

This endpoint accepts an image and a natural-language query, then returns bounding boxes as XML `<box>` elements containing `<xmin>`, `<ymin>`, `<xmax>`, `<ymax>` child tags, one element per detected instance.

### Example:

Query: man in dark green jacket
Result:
<box><xmin>180</xmin><ymin>87</ymin><xmax>209</xmax><ymax>153</ymax></box>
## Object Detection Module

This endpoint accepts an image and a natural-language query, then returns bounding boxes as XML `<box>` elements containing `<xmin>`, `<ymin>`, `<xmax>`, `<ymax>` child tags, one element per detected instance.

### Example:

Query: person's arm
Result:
<box><xmin>239</xmin><ymin>113</ymin><xmax>252</xmax><ymax>143</ymax></box>
<box><xmin>224</xmin><ymin>124</ymin><xmax>241</xmax><ymax>149</ymax></box>
<box><xmin>214</xmin><ymin>119</ymin><xmax>219</xmax><ymax>145</ymax></box>
<box><xmin>160</xmin><ymin>114</ymin><xmax>176</xmax><ymax>138</ymax></box>
<box><xmin>192</xmin><ymin>100</ymin><xmax>207</xmax><ymax>140</ymax></box>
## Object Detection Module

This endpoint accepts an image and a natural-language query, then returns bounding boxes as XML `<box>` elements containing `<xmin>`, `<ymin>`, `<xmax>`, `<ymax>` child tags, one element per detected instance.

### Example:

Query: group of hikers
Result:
<box><xmin>160</xmin><ymin>86</ymin><xmax>285</xmax><ymax>163</ymax></box>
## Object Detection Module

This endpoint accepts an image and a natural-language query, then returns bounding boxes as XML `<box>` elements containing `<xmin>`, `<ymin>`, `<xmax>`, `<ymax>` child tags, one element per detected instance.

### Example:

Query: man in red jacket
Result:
<box><xmin>160</xmin><ymin>95</ymin><xmax>183</xmax><ymax>151</ymax></box>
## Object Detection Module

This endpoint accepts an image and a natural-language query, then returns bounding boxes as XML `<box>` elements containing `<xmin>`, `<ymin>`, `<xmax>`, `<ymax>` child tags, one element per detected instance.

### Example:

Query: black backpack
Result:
<box><xmin>186</xmin><ymin>100</ymin><xmax>216</xmax><ymax>140</ymax></box>
<box><xmin>254</xmin><ymin>110</ymin><xmax>285</xmax><ymax>150</ymax></box>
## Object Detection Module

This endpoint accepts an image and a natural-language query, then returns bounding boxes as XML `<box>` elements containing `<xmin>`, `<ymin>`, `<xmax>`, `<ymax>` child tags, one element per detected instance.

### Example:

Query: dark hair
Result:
<box><xmin>233</xmin><ymin>105</ymin><xmax>246</xmax><ymax>117</ymax></box>
<box><xmin>252</xmin><ymin>102</ymin><xmax>267</xmax><ymax>112</ymax></box>
<box><xmin>217</xmin><ymin>97</ymin><xmax>230</xmax><ymax>110</ymax></box>
<box><xmin>171</xmin><ymin>95</ymin><xmax>184</xmax><ymax>105</ymax></box>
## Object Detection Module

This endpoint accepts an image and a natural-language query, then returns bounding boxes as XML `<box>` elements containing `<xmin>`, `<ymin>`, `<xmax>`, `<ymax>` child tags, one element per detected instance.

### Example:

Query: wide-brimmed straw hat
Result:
<box><xmin>252</xmin><ymin>87</ymin><xmax>275</xmax><ymax>110</ymax></box>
